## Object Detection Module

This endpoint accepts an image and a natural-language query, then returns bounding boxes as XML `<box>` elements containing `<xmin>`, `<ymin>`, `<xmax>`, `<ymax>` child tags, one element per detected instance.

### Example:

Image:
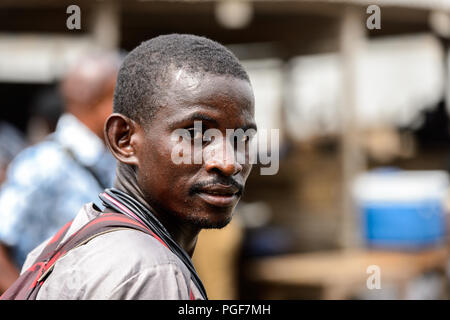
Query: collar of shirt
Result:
<box><xmin>53</xmin><ymin>113</ymin><xmax>106</xmax><ymax>167</ymax></box>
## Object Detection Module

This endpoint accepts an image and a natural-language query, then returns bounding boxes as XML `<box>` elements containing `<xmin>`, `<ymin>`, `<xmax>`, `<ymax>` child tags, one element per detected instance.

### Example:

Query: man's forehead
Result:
<box><xmin>167</xmin><ymin>106</ymin><xmax>257</xmax><ymax>131</ymax></box>
<box><xmin>171</xmin><ymin>68</ymin><xmax>202</xmax><ymax>91</ymax></box>
<box><xmin>146</xmin><ymin>67</ymin><xmax>256</xmax><ymax>131</ymax></box>
<box><xmin>166</xmin><ymin>67</ymin><xmax>254</xmax><ymax>108</ymax></box>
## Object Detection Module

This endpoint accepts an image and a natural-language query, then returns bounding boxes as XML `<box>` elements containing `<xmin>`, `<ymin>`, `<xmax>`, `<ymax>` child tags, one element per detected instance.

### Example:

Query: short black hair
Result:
<box><xmin>113</xmin><ymin>34</ymin><xmax>250</xmax><ymax>123</ymax></box>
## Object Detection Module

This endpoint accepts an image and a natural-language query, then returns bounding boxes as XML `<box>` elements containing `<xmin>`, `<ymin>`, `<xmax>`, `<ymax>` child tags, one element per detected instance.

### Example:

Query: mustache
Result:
<box><xmin>189</xmin><ymin>177</ymin><xmax>244</xmax><ymax>196</ymax></box>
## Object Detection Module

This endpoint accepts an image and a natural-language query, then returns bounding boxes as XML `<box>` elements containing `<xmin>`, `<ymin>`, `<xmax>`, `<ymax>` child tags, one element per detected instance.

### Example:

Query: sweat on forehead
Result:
<box><xmin>113</xmin><ymin>34</ymin><xmax>251</xmax><ymax>124</ymax></box>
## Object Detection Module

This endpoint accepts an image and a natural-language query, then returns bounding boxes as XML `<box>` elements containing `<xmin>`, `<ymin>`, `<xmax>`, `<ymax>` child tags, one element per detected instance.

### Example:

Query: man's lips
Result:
<box><xmin>195</xmin><ymin>184</ymin><xmax>240</xmax><ymax>207</ymax></box>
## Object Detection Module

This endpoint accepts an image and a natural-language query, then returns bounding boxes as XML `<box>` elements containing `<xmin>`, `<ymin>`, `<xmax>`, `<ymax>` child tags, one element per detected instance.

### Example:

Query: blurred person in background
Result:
<box><xmin>26</xmin><ymin>87</ymin><xmax>64</xmax><ymax>145</ymax></box>
<box><xmin>0</xmin><ymin>121</ymin><xmax>27</xmax><ymax>292</ymax></box>
<box><xmin>0</xmin><ymin>52</ymin><xmax>120</xmax><ymax>293</ymax></box>
<box><xmin>0</xmin><ymin>122</ymin><xmax>27</xmax><ymax>185</ymax></box>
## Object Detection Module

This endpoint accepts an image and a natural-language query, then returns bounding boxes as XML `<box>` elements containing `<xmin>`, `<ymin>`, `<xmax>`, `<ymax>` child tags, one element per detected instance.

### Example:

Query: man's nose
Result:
<box><xmin>204</xmin><ymin>141</ymin><xmax>243</xmax><ymax>177</ymax></box>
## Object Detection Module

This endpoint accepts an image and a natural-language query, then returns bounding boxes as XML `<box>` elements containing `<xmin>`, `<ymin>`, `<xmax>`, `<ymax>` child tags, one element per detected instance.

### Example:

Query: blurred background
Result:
<box><xmin>1</xmin><ymin>0</ymin><xmax>450</xmax><ymax>300</ymax></box>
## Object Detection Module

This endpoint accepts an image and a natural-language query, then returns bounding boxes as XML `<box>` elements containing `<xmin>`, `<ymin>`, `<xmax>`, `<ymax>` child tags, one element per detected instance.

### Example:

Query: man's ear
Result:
<box><xmin>104</xmin><ymin>113</ymin><xmax>140</xmax><ymax>166</ymax></box>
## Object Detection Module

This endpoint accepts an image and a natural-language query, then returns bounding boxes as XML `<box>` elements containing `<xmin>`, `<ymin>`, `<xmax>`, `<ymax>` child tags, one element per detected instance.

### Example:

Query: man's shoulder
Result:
<box><xmin>57</xmin><ymin>204</ymin><xmax>187</xmax><ymax>275</ymax></box>
<box><xmin>65</xmin><ymin>204</ymin><xmax>182</xmax><ymax>268</ymax></box>
<box><xmin>28</xmin><ymin>204</ymin><xmax>193</xmax><ymax>299</ymax></box>
<box><xmin>38</xmin><ymin>227</ymin><xmax>190</xmax><ymax>299</ymax></box>
<box><xmin>87</xmin><ymin>227</ymin><xmax>183</xmax><ymax>268</ymax></box>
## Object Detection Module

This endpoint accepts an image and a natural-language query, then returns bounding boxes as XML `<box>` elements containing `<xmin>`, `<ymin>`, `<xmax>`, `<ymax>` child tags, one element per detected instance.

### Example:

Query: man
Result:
<box><xmin>0</xmin><ymin>121</ymin><xmax>27</xmax><ymax>293</ymax></box>
<box><xmin>0</xmin><ymin>53</ymin><xmax>119</xmax><ymax>293</ymax></box>
<box><xmin>19</xmin><ymin>34</ymin><xmax>256</xmax><ymax>299</ymax></box>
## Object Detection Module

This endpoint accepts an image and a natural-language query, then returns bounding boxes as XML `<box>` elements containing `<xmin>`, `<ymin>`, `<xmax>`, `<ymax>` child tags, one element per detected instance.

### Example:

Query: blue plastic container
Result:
<box><xmin>353</xmin><ymin>170</ymin><xmax>449</xmax><ymax>250</ymax></box>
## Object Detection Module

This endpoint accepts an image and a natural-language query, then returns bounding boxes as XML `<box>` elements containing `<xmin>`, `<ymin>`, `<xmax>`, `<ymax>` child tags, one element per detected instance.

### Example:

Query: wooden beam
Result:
<box><xmin>88</xmin><ymin>0</ymin><xmax>120</xmax><ymax>50</ymax></box>
<box><xmin>338</xmin><ymin>5</ymin><xmax>367</xmax><ymax>249</ymax></box>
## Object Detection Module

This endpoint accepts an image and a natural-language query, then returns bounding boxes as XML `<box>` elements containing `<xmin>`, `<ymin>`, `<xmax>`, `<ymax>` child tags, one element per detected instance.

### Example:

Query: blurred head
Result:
<box><xmin>60</xmin><ymin>52</ymin><xmax>121</xmax><ymax>140</ymax></box>
<box><xmin>0</xmin><ymin>122</ymin><xmax>26</xmax><ymax>184</ymax></box>
<box><xmin>28</xmin><ymin>87</ymin><xmax>64</xmax><ymax>144</ymax></box>
<box><xmin>105</xmin><ymin>34</ymin><xmax>256</xmax><ymax>230</ymax></box>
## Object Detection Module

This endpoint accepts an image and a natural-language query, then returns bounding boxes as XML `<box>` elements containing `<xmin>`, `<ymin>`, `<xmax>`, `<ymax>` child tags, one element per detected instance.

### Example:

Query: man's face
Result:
<box><xmin>135</xmin><ymin>69</ymin><xmax>255</xmax><ymax>229</ymax></box>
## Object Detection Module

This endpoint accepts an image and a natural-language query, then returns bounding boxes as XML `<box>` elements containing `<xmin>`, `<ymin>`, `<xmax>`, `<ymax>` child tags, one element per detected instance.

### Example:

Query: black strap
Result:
<box><xmin>99</xmin><ymin>188</ymin><xmax>208</xmax><ymax>300</ymax></box>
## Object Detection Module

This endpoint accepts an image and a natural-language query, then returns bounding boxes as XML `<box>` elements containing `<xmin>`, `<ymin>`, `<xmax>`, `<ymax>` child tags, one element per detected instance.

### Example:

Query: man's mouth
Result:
<box><xmin>195</xmin><ymin>184</ymin><xmax>240</xmax><ymax>207</ymax></box>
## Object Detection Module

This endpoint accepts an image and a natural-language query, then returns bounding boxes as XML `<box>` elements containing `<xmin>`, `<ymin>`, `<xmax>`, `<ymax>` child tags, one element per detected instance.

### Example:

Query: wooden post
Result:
<box><xmin>89</xmin><ymin>0</ymin><xmax>120</xmax><ymax>50</ymax></box>
<box><xmin>338</xmin><ymin>5</ymin><xmax>367</xmax><ymax>249</ymax></box>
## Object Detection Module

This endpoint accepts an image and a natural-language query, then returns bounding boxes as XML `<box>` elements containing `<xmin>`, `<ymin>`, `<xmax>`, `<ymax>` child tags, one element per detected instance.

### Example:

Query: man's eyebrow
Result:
<box><xmin>171</xmin><ymin>112</ymin><xmax>219</xmax><ymax>127</ymax></box>
<box><xmin>171</xmin><ymin>111</ymin><xmax>257</xmax><ymax>131</ymax></box>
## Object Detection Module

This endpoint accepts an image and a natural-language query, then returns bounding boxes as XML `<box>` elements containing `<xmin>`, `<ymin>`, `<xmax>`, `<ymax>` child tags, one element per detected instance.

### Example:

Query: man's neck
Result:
<box><xmin>113</xmin><ymin>163</ymin><xmax>200</xmax><ymax>257</ymax></box>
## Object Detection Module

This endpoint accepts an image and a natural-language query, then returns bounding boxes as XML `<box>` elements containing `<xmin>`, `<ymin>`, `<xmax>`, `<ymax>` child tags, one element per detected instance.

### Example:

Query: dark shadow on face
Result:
<box><xmin>135</xmin><ymin>69</ymin><xmax>256</xmax><ymax>230</ymax></box>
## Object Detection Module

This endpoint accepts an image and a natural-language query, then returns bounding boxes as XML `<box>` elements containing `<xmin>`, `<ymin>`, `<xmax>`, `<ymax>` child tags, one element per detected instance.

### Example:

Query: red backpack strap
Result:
<box><xmin>1</xmin><ymin>212</ymin><xmax>165</xmax><ymax>300</ymax></box>
<box><xmin>0</xmin><ymin>220</ymin><xmax>73</xmax><ymax>300</ymax></box>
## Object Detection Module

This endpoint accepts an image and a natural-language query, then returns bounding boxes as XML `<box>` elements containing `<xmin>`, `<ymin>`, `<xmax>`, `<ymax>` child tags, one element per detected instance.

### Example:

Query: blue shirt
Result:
<box><xmin>0</xmin><ymin>113</ymin><xmax>116</xmax><ymax>267</ymax></box>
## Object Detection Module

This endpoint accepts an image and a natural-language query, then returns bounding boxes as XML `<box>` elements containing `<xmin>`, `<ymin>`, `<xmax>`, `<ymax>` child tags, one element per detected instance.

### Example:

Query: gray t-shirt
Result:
<box><xmin>22</xmin><ymin>203</ymin><xmax>204</xmax><ymax>300</ymax></box>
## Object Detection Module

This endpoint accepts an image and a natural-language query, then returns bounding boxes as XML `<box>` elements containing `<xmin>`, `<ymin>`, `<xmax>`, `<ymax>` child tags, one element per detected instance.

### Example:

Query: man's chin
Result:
<box><xmin>186</xmin><ymin>213</ymin><xmax>233</xmax><ymax>229</ymax></box>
